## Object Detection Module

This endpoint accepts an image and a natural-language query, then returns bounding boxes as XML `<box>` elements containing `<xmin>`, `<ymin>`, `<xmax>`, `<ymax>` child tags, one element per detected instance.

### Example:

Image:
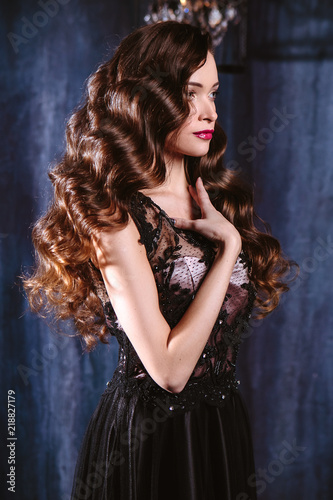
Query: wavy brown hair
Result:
<box><xmin>23</xmin><ymin>21</ymin><xmax>295</xmax><ymax>350</ymax></box>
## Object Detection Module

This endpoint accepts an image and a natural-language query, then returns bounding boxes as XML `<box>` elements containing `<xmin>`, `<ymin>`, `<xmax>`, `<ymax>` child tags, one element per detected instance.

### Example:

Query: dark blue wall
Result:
<box><xmin>1</xmin><ymin>1</ymin><xmax>332</xmax><ymax>498</ymax></box>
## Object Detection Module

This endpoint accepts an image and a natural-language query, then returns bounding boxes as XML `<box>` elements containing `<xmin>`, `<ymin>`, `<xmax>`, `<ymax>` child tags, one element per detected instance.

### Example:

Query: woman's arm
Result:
<box><xmin>94</xmin><ymin>178</ymin><xmax>241</xmax><ymax>393</ymax></box>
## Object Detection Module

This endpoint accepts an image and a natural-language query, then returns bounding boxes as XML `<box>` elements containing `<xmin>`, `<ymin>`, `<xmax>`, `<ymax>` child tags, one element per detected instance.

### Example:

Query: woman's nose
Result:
<box><xmin>198</xmin><ymin>100</ymin><xmax>218</xmax><ymax>122</ymax></box>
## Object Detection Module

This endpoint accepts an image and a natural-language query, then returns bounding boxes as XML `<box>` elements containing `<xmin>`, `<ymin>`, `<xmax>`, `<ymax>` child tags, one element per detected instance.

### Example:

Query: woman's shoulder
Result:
<box><xmin>91</xmin><ymin>193</ymin><xmax>162</xmax><ymax>270</ymax></box>
<box><xmin>92</xmin><ymin>220</ymin><xmax>136</xmax><ymax>269</ymax></box>
<box><xmin>129</xmin><ymin>191</ymin><xmax>165</xmax><ymax>258</ymax></box>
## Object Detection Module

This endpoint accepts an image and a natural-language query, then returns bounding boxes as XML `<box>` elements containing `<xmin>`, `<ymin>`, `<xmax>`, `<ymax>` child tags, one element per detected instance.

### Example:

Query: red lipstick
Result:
<box><xmin>193</xmin><ymin>129</ymin><xmax>214</xmax><ymax>140</ymax></box>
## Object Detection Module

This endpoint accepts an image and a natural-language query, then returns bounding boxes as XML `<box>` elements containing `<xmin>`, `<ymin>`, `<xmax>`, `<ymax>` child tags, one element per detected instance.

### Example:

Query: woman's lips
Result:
<box><xmin>193</xmin><ymin>130</ymin><xmax>214</xmax><ymax>140</ymax></box>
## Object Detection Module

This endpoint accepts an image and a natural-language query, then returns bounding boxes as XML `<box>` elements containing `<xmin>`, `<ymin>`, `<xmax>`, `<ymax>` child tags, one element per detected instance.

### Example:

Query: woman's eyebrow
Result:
<box><xmin>188</xmin><ymin>81</ymin><xmax>220</xmax><ymax>88</ymax></box>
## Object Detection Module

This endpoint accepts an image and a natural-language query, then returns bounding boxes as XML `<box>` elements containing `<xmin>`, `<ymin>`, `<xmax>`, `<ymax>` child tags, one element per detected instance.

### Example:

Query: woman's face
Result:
<box><xmin>166</xmin><ymin>51</ymin><xmax>219</xmax><ymax>159</ymax></box>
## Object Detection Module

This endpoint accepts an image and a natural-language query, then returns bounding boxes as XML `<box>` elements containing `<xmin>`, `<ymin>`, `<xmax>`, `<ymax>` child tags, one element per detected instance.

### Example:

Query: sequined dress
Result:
<box><xmin>71</xmin><ymin>192</ymin><xmax>258</xmax><ymax>500</ymax></box>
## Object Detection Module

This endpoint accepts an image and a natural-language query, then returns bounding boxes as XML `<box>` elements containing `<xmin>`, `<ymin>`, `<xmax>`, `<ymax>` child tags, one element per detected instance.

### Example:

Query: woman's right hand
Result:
<box><xmin>173</xmin><ymin>177</ymin><xmax>242</xmax><ymax>255</ymax></box>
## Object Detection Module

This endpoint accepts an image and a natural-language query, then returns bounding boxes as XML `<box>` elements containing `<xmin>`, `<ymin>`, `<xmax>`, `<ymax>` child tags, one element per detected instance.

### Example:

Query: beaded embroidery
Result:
<box><xmin>93</xmin><ymin>191</ymin><xmax>257</xmax><ymax>415</ymax></box>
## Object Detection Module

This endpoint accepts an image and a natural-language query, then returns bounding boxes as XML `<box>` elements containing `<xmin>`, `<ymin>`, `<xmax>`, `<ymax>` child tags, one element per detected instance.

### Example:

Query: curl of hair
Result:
<box><xmin>23</xmin><ymin>22</ymin><xmax>296</xmax><ymax>350</ymax></box>
<box><xmin>185</xmin><ymin>125</ymin><xmax>296</xmax><ymax>318</ymax></box>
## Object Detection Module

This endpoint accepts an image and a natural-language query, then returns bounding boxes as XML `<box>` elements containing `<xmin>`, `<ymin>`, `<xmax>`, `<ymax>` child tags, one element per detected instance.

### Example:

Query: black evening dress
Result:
<box><xmin>71</xmin><ymin>192</ymin><xmax>258</xmax><ymax>500</ymax></box>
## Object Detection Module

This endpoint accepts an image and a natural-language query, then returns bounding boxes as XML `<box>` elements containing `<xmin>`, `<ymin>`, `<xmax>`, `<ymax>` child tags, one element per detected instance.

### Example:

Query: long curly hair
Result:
<box><xmin>23</xmin><ymin>21</ymin><xmax>295</xmax><ymax>350</ymax></box>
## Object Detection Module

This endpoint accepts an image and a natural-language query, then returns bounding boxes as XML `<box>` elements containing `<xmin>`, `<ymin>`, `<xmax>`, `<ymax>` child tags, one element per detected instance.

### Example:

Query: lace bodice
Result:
<box><xmin>92</xmin><ymin>192</ymin><xmax>256</xmax><ymax>415</ymax></box>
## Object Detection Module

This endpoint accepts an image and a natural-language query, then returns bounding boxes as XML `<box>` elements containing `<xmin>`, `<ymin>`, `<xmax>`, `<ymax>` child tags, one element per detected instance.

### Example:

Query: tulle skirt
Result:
<box><xmin>71</xmin><ymin>379</ymin><xmax>257</xmax><ymax>500</ymax></box>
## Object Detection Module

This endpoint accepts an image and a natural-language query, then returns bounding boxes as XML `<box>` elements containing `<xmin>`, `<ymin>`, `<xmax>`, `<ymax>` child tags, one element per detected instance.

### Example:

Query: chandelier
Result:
<box><xmin>144</xmin><ymin>0</ymin><xmax>247</xmax><ymax>49</ymax></box>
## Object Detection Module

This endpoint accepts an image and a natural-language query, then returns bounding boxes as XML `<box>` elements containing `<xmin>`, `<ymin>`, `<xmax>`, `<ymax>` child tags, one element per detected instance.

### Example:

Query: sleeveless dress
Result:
<box><xmin>71</xmin><ymin>192</ymin><xmax>258</xmax><ymax>500</ymax></box>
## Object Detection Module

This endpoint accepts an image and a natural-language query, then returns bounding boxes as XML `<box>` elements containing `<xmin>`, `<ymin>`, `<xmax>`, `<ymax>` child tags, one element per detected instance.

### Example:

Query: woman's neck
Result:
<box><xmin>162</xmin><ymin>154</ymin><xmax>189</xmax><ymax>197</ymax></box>
<box><xmin>139</xmin><ymin>154</ymin><xmax>198</xmax><ymax>220</ymax></box>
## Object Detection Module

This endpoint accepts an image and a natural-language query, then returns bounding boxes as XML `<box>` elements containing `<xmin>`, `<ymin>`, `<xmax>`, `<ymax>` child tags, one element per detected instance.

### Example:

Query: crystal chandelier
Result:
<box><xmin>144</xmin><ymin>0</ymin><xmax>246</xmax><ymax>49</ymax></box>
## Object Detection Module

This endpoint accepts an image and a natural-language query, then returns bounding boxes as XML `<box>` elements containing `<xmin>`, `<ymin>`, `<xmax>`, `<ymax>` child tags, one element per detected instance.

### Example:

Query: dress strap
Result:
<box><xmin>129</xmin><ymin>192</ymin><xmax>162</xmax><ymax>259</ymax></box>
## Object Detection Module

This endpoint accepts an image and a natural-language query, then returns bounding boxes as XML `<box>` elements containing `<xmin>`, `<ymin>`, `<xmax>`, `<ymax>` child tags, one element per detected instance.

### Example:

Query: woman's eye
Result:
<box><xmin>187</xmin><ymin>89</ymin><xmax>219</xmax><ymax>101</ymax></box>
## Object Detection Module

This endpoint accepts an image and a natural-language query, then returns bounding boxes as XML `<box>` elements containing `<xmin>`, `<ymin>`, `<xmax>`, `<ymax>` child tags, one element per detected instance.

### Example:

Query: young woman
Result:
<box><xmin>24</xmin><ymin>21</ymin><xmax>293</xmax><ymax>500</ymax></box>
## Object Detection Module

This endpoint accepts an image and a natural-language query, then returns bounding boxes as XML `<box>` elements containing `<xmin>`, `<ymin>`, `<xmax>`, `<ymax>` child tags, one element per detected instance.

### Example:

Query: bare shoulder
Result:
<box><xmin>93</xmin><ymin>215</ymin><xmax>145</xmax><ymax>268</ymax></box>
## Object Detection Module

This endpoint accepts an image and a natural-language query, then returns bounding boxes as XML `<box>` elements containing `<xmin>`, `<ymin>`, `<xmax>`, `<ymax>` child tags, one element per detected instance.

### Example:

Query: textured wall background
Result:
<box><xmin>1</xmin><ymin>1</ymin><xmax>332</xmax><ymax>498</ymax></box>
